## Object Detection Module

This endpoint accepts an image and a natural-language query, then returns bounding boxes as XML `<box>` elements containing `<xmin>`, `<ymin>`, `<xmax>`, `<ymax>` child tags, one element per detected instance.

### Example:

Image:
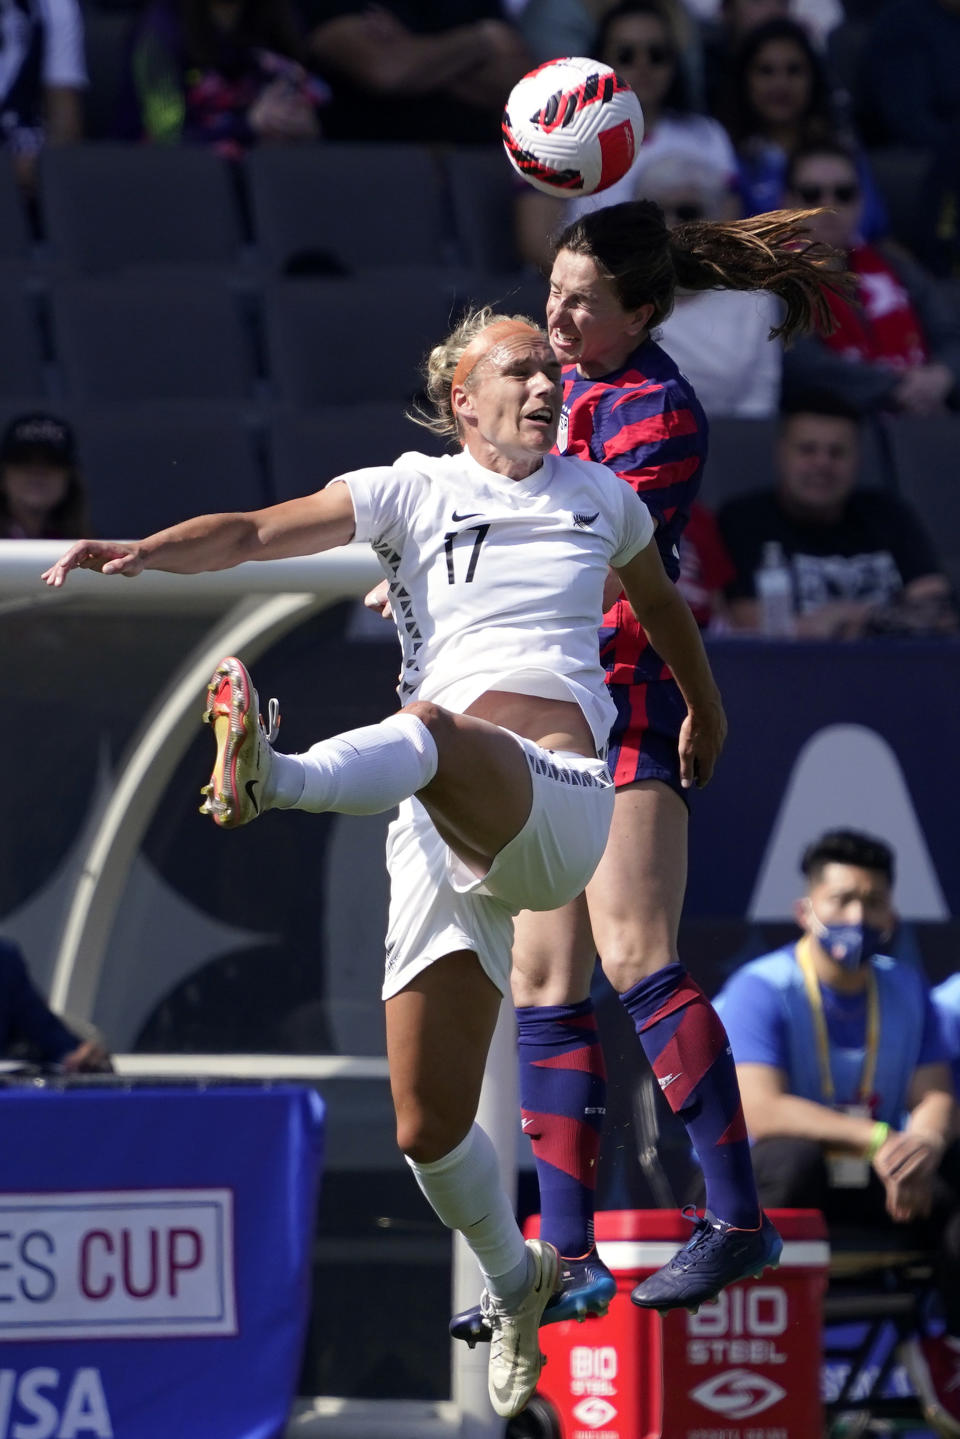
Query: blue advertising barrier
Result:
<box><xmin>0</xmin><ymin>1082</ymin><xmax>324</xmax><ymax>1439</ymax></box>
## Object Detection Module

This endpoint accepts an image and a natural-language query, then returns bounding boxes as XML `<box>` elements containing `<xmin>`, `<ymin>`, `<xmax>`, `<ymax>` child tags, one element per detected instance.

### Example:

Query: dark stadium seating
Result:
<box><xmin>38</xmin><ymin>145</ymin><xmax>246</xmax><ymax>273</ymax></box>
<box><xmin>76</xmin><ymin>403</ymin><xmax>267</xmax><ymax>536</ymax></box>
<box><xmin>244</xmin><ymin>144</ymin><xmax>450</xmax><ymax>274</ymax></box>
<box><xmin>0</xmin><ymin>138</ymin><xmax>955</xmax><ymax>576</ymax></box>
<box><xmin>449</xmin><ymin>267</ymin><xmax>549</xmax><ymax>324</ymax></box>
<box><xmin>701</xmin><ymin>415</ymin><xmax>890</xmax><ymax>510</ymax></box>
<box><xmin>263</xmin><ymin>275</ymin><xmax>453</xmax><ymax>407</ymax></box>
<box><xmin>81</xmin><ymin>10</ymin><xmax>138</xmax><ymax>142</ymax></box>
<box><xmin>697</xmin><ymin>418</ymin><xmax>779</xmax><ymax>508</ymax></box>
<box><xmin>50</xmin><ymin>275</ymin><xmax>257</xmax><ymax>402</ymax></box>
<box><xmin>867</xmin><ymin>146</ymin><xmax>939</xmax><ymax>259</ymax></box>
<box><xmin>0</xmin><ymin>269</ymin><xmax>48</xmax><ymax>398</ymax></box>
<box><xmin>880</xmin><ymin>413</ymin><xmax>960</xmax><ymax>590</ymax></box>
<box><xmin>0</xmin><ymin>156</ymin><xmax>32</xmax><ymax>260</ymax></box>
<box><xmin>268</xmin><ymin>404</ymin><xmax>448</xmax><ymax>504</ymax></box>
<box><xmin>443</xmin><ymin>145</ymin><xmax>526</xmax><ymax>275</ymax></box>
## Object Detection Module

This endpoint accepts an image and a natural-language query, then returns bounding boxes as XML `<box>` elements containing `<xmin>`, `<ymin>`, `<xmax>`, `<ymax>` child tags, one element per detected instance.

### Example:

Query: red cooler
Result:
<box><xmin>528</xmin><ymin>1209</ymin><xmax>829</xmax><ymax>1439</ymax></box>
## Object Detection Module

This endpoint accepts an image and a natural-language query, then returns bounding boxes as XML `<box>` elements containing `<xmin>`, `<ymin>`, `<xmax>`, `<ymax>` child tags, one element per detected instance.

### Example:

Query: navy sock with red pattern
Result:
<box><xmin>620</xmin><ymin>962</ymin><xmax>760</xmax><ymax>1229</ymax></box>
<box><xmin>516</xmin><ymin>999</ymin><xmax>607</xmax><ymax>1257</ymax></box>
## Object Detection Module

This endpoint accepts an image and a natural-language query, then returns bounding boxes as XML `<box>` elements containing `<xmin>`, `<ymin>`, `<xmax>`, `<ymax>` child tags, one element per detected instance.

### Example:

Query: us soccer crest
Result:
<box><xmin>557</xmin><ymin>408</ymin><xmax>569</xmax><ymax>452</ymax></box>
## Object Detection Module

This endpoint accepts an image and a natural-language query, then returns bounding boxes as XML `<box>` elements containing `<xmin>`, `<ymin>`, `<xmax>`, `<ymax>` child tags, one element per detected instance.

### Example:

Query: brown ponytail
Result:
<box><xmin>555</xmin><ymin>200</ymin><xmax>847</xmax><ymax>343</ymax></box>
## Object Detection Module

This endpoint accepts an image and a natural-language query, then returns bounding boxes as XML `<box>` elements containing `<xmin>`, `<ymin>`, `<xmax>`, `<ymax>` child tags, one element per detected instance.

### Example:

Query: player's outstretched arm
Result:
<box><xmin>42</xmin><ymin>482</ymin><xmax>358</xmax><ymax>589</ymax></box>
<box><xmin>615</xmin><ymin>542</ymin><xmax>727</xmax><ymax>788</ymax></box>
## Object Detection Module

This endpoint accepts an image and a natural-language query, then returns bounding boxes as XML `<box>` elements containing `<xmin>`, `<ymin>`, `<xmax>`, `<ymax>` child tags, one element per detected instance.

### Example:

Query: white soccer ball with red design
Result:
<box><xmin>502</xmin><ymin>56</ymin><xmax>644</xmax><ymax>199</ymax></box>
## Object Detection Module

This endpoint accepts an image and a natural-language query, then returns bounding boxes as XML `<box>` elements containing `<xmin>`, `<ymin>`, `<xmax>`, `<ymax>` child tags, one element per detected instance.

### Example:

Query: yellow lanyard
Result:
<box><xmin>795</xmin><ymin>936</ymin><xmax>880</xmax><ymax>1107</ymax></box>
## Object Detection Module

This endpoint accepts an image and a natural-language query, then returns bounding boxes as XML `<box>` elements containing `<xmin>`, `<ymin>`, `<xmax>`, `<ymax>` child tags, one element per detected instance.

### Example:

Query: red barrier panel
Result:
<box><xmin>527</xmin><ymin>1209</ymin><xmax>829</xmax><ymax>1439</ymax></box>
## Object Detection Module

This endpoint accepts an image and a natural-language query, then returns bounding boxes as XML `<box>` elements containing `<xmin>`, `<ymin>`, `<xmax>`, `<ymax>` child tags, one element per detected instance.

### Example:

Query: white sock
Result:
<box><xmin>269</xmin><ymin>711</ymin><xmax>438</xmax><ymax>813</ymax></box>
<box><xmin>406</xmin><ymin>1124</ymin><xmax>530</xmax><ymax>1303</ymax></box>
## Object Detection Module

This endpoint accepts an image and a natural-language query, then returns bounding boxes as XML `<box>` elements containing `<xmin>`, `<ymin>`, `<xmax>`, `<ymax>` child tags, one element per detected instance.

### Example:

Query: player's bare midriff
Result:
<box><xmin>465</xmin><ymin>690</ymin><xmax>597</xmax><ymax>758</ymax></box>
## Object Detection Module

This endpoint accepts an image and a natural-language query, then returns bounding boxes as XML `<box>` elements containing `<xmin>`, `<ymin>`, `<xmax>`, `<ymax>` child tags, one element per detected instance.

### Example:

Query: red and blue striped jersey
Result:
<box><xmin>556</xmin><ymin>338</ymin><xmax>708</xmax><ymax>686</ymax></box>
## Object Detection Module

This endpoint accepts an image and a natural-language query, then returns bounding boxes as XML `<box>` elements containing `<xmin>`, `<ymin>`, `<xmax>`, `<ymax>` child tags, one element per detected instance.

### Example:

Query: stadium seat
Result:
<box><xmin>268</xmin><ymin>404</ymin><xmax>448</xmax><ymax>503</ymax></box>
<box><xmin>0</xmin><ymin>157</ymin><xmax>32</xmax><ymax>261</ymax></box>
<box><xmin>867</xmin><ymin>146</ymin><xmax>938</xmax><ymax>258</ymax></box>
<box><xmin>881</xmin><ymin>413</ymin><xmax>960</xmax><ymax>589</ymax></box>
<box><xmin>699</xmin><ymin>418</ymin><xmax>779</xmax><ymax>508</ymax></box>
<box><xmin>825</xmin><ymin>22</ymin><xmax>870</xmax><ymax>132</ymax></box>
<box><xmin>263</xmin><ymin>275</ymin><xmax>453</xmax><ymax>407</ymax></box>
<box><xmin>702</xmin><ymin>415</ymin><xmax>888</xmax><ymax>510</ymax></box>
<box><xmin>82</xmin><ymin>10</ymin><xmax>138</xmax><ymax>142</ymax></box>
<box><xmin>443</xmin><ymin>146</ymin><xmax>526</xmax><ymax>275</ymax></box>
<box><xmin>450</xmin><ymin>267</ymin><xmax>548</xmax><ymax>322</ymax></box>
<box><xmin>51</xmin><ymin>276</ymin><xmax>257</xmax><ymax>403</ymax></box>
<box><xmin>245</xmin><ymin>144</ymin><xmax>450</xmax><ymax>273</ymax></box>
<box><xmin>38</xmin><ymin>145</ymin><xmax>246</xmax><ymax>273</ymax></box>
<box><xmin>76</xmin><ymin>403</ymin><xmax>267</xmax><ymax>537</ymax></box>
<box><xmin>0</xmin><ymin>269</ymin><xmax>47</xmax><ymax>398</ymax></box>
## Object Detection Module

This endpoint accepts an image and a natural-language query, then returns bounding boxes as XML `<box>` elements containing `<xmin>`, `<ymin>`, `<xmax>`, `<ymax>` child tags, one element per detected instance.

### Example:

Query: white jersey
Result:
<box><xmin>343</xmin><ymin>446</ymin><xmax>654</xmax><ymax>750</ymax></box>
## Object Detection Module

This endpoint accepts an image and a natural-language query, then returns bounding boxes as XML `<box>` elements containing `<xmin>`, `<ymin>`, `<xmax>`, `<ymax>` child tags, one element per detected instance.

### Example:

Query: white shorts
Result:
<box><xmin>381</xmin><ymin>736</ymin><xmax>614</xmax><ymax>1000</ymax></box>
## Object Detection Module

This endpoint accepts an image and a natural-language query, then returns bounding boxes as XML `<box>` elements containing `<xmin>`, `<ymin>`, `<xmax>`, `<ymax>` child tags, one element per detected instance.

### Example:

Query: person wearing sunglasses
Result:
<box><xmin>516</xmin><ymin>0</ymin><xmax>739</xmax><ymax>272</ymax></box>
<box><xmin>782</xmin><ymin>140</ymin><xmax>960</xmax><ymax>416</ymax></box>
<box><xmin>718</xmin><ymin>18</ymin><xmax>887</xmax><ymax>240</ymax></box>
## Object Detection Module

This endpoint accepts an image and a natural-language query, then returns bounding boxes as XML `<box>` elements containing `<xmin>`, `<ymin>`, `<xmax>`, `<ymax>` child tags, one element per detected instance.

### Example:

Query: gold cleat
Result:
<box><xmin>200</xmin><ymin>656</ymin><xmax>279</xmax><ymax>828</ymax></box>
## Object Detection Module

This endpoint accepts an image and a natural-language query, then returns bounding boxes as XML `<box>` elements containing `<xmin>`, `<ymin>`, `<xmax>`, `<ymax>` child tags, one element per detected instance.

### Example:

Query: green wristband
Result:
<box><xmin>866</xmin><ymin>1121</ymin><xmax>891</xmax><ymax>1159</ymax></box>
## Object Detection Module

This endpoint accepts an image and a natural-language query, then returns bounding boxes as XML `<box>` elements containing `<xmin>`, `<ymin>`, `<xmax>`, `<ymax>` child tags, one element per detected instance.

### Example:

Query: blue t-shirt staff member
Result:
<box><xmin>0</xmin><ymin>937</ymin><xmax>112</xmax><ymax>1072</ymax></box>
<box><xmin>715</xmin><ymin>830</ymin><xmax>960</xmax><ymax>1439</ymax></box>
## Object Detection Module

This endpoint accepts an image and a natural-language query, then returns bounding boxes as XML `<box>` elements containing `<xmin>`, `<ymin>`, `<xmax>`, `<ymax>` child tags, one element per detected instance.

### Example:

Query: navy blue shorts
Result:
<box><xmin>606</xmin><ymin>679</ymin><xmax>689</xmax><ymax>805</ymax></box>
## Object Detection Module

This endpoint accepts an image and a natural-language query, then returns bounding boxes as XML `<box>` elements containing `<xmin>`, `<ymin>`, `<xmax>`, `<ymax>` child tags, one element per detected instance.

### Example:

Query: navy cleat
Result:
<box><xmin>630</xmin><ymin>1207</ymin><xmax>782</xmax><ymax>1314</ymax></box>
<box><xmin>450</xmin><ymin>1248</ymin><xmax>617</xmax><ymax>1348</ymax></box>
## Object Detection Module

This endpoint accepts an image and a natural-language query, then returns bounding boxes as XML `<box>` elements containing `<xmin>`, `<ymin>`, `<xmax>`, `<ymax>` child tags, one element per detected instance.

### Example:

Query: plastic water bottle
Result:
<box><xmin>755</xmin><ymin>540</ymin><xmax>795</xmax><ymax>636</ymax></box>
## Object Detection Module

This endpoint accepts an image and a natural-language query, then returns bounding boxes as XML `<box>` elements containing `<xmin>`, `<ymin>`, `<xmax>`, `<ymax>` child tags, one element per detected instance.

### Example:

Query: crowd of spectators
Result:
<box><xmin>1</xmin><ymin>0</ymin><xmax>958</xmax><ymax>622</ymax></box>
<box><xmin>782</xmin><ymin>139</ymin><xmax>960</xmax><ymax>414</ymax></box>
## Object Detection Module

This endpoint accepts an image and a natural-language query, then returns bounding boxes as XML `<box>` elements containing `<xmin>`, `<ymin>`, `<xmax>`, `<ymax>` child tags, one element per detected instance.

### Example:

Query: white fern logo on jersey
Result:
<box><xmin>502</xmin><ymin>57</ymin><xmax>644</xmax><ymax>198</ymax></box>
<box><xmin>690</xmin><ymin>1369</ymin><xmax>786</xmax><ymax>1418</ymax></box>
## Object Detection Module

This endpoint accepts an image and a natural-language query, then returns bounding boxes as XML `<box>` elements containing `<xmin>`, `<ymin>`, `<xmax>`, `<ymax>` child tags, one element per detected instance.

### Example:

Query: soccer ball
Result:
<box><xmin>502</xmin><ymin>56</ymin><xmax>644</xmax><ymax>199</ymax></box>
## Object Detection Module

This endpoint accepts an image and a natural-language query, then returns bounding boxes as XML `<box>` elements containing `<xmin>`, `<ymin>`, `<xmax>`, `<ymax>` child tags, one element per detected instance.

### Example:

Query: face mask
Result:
<box><xmin>806</xmin><ymin>902</ymin><xmax>888</xmax><ymax>970</ymax></box>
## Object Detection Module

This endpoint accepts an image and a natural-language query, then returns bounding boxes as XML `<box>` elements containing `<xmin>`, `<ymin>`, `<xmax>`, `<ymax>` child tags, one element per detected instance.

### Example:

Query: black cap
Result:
<box><xmin>0</xmin><ymin>413</ymin><xmax>76</xmax><ymax>467</ymax></box>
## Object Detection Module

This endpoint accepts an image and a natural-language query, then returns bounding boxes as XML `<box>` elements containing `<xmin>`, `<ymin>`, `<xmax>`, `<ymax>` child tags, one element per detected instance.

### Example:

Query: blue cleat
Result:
<box><xmin>629</xmin><ymin>1207</ymin><xmax>783</xmax><ymax>1314</ymax></box>
<box><xmin>450</xmin><ymin>1248</ymin><xmax>617</xmax><ymax>1348</ymax></box>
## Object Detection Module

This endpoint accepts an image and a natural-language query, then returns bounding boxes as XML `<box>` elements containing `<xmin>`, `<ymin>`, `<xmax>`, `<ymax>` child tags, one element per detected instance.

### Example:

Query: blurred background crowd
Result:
<box><xmin>2</xmin><ymin>0</ymin><xmax>959</xmax><ymax>642</ymax></box>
